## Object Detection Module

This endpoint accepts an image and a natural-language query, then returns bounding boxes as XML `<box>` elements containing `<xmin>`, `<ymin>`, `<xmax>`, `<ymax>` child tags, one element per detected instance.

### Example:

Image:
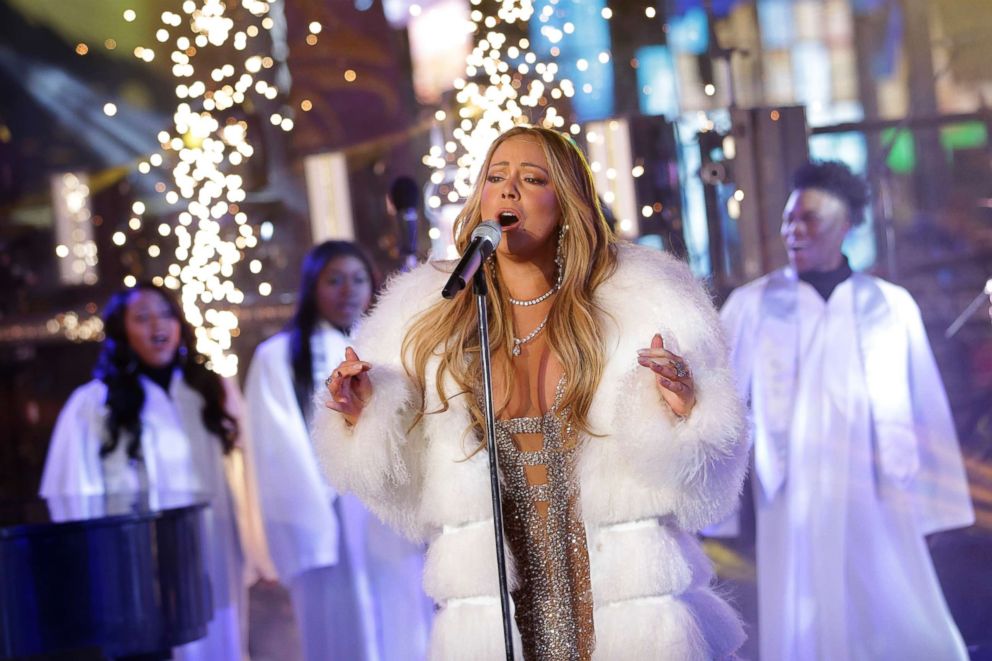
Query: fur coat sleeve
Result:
<box><xmin>579</xmin><ymin>244</ymin><xmax>749</xmax><ymax>533</ymax></box>
<box><xmin>312</xmin><ymin>262</ymin><xmax>449</xmax><ymax>542</ymax></box>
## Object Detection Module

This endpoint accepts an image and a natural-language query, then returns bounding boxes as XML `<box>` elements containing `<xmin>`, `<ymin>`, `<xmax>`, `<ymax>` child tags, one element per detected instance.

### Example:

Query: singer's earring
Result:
<box><xmin>554</xmin><ymin>225</ymin><xmax>566</xmax><ymax>288</ymax></box>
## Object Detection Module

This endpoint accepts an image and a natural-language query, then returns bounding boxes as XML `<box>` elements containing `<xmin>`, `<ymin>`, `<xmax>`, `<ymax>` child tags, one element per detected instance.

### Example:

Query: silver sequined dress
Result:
<box><xmin>494</xmin><ymin>378</ymin><xmax>595</xmax><ymax>660</ymax></box>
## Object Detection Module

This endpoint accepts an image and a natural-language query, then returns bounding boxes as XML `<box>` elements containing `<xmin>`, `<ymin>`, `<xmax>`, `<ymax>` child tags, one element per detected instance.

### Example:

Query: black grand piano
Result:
<box><xmin>0</xmin><ymin>491</ymin><xmax>212</xmax><ymax>660</ymax></box>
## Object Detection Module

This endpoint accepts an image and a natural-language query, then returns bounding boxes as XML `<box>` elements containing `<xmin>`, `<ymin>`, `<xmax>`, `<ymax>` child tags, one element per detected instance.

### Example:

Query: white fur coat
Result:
<box><xmin>313</xmin><ymin>243</ymin><xmax>749</xmax><ymax>660</ymax></box>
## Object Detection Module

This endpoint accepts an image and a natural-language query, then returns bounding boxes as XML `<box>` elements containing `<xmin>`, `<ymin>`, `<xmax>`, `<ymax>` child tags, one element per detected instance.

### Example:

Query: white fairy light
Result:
<box><xmin>121</xmin><ymin>0</ymin><xmax>288</xmax><ymax>376</ymax></box>
<box><xmin>427</xmin><ymin>0</ymin><xmax>577</xmax><ymax>204</ymax></box>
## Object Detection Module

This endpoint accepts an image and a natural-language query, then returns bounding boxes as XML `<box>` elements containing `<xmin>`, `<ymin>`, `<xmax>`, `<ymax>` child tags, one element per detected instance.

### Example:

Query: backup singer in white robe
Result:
<box><xmin>42</xmin><ymin>374</ymin><xmax>249</xmax><ymax>661</ymax></box>
<box><xmin>39</xmin><ymin>284</ymin><xmax>256</xmax><ymax>661</ymax></box>
<box><xmin>243</xmin><ymin>241</ymin><xmax>430</xmax><ymax>661</ymax></box>
<box><xmin>718</xmin><ymin>161</ymin><xmax>973</xmax><ymax>660</ymax></box>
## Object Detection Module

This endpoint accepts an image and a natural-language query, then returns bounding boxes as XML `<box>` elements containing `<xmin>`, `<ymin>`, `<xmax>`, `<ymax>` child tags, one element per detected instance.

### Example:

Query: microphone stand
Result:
<box><xmin>473</xmin><ymin>266</ymin><xmax>516</xmax><ymax>661</ymax></box>
<box><xmin>401</xmin><ymin>208</ymin><xmax>419</xmax><ymax>272</ymax></box>
<box><xmin>945</xmin><ymin>278</ymin><xmax>992</xmax><ymax>339</ymax></box>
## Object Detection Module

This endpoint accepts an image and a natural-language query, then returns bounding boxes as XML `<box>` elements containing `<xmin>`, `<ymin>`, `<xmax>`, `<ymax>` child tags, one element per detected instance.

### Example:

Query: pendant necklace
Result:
<box><xmin>512</xmin><ymin>314</ymin><xmax>549</xmax><ymax>356</ymax></box>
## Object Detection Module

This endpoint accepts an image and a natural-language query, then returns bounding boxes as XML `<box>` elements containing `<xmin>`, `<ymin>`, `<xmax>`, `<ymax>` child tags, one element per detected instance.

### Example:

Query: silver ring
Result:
<box><xmin>673</xmin><ymin>361</ymin><xmax>689</xmax><ymax>379</ymax></box>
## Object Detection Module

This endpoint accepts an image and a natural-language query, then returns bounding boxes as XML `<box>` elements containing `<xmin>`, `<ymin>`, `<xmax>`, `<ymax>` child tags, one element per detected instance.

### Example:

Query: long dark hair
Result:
<box><xmin>93</xmin><ymin>283</ymin><xmax>237</xmax><ymax>460</ymax></box>
<box><xmin>287</xmin><ymin>241</ymin><xmax>378</xmax><ymax>400</ymax></box>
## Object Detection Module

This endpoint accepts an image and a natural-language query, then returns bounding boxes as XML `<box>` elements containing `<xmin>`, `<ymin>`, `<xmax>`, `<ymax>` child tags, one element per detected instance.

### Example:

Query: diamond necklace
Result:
<box><xmin>508</xmin><ymin>260</ymin><xmax>563</xmax><ymax>306</ymax></box>
<box><xmin>512</xmin><ymin>314</ymin><xmax>549</xmax><ymax>356</ymax></box>
<box><xmin>508</xmin><ymin>284</ymin><xmax>558</xmax><ymax>306</ymax></box>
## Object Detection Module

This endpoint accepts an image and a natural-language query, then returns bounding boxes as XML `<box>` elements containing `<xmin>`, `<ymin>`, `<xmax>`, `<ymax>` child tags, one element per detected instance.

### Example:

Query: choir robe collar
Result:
<box><xmin>39</xmin><ymin>371</ymin><xmax>207</xmax><ymax>499</ymax></box>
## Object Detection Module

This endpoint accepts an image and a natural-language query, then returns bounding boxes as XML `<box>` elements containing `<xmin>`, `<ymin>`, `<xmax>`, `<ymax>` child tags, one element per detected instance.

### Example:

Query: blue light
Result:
<box><xmin>668</xmin><ymin>7</ymin><xmax>709</xmax><ymax>55</ymax></box>
<box><xmin>636</xmin><ymin>46</ymin><xmax>679</xmax><ymax>118</ymax></box>
<box><xmin>757</xmin><ymin>0</ymin><xmax>794</xmax><ymax>50</ymax></box>
<box><xmin>530</xmin><ymin>0</ymin><xmax>614</xmax><ymax>121</ymax></box>
<box><xmin>791</xmin><ymin>42</ymin><xmax>831</xmax><ymax>110</ymax></box>
<box><xmin>673</xmin><ymin>0</ymin><xmax>741</xmax><ymax>18</ymax></box>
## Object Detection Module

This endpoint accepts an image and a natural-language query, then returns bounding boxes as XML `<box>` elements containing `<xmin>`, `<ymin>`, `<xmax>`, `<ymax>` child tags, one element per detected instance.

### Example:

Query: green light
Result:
<box><xmin>940</xmin><ymin>121</ymin><xmax>988</xmax><ymax>151</ymax></box>
<box><xmin>881</xmin><ymin>128</ymin><xmax>915</xmax><ymax>174</ymax></box>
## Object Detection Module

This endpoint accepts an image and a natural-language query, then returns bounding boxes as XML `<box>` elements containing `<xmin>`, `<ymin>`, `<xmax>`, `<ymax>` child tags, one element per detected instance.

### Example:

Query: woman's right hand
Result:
<box><xmin>324</xmin><ymin>347</ymin><xmax>373</xmax><ymax>427</ymax></box>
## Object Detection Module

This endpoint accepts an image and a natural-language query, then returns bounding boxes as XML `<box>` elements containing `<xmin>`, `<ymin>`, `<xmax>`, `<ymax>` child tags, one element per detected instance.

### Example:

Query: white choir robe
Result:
<box><xmin>717</xmin><ymin>268</ymin><xmax>974</xmax><ymax>661</ymax></box>
<box><xmin>40</xmin><ymin>372</ymin><xmax>249</xmax><ymax>661</ymax></box>
<box><xmin>244</xmin><ymin>323</ymin><xmax>431</xmax><ymax>661</ymax></box>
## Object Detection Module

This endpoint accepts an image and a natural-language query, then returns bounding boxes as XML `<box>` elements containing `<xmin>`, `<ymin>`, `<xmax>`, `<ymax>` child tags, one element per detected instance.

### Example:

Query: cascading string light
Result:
<box><xmin>45</xmin><ymin>311</ymin><xmax>105</xmax><ymax>343</ymax></box>
<box><xmin>425</xmin><ymin>0</ymin><xmax>576</xmax><ymax>213</ymax></box>
<box><xmin>118</xmin><ymin>1</ymin><xmax>290</xmax><ymax>376</ymax></box>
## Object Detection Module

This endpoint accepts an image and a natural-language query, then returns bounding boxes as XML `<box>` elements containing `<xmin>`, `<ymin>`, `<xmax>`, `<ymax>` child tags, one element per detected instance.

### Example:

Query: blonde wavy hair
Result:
<box><xmin>401</xmin><ymin>125</ymin><xmax>618</xmax><ymax>446</ymax></box>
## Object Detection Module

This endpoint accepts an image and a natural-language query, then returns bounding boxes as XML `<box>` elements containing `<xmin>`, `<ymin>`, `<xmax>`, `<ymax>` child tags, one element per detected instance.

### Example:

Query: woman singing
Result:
<box><xmin>318</xmin><ymin>126</ymin><xmax>748</xmax><ymax>659</ymax></box>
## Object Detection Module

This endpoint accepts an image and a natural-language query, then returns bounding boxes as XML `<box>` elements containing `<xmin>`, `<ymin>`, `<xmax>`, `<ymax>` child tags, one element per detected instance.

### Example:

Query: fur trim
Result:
<box><xmin>581</xmin><ymin>244</ymin><xmax>749</xmax><ymax>531</ymax></box>
<box><xmin>588</xmin><ymin>521</ymin><xmax>713</xmax><ymax>604</ymax></box>
<box><xmin>355</xmin><ymin>260</ymin><xmax>452</xmax><ymax>365</ymax></box>
<box><xmin>680</xmin><ymin>588</ymin><xmax>748</xmax><ymax>660</ymax></box>
<box><xmin>312</xmin><ymin>365</ymin><xmax>426</xmax><ymax>541</ymax></box>
<box><xmin>422</xmin><ymin>521</ymin><xmax>520</xmax><ymax>602</ymax></box>
<box><xmin>429</xmin><ymin>601</ymin><xmax>523</xmax><ymax>661</ymax></box>
<box><xmin>417</xmin><ymin>387</ymin><xmax>496</xmax><ymax>529</ymax></box>
<box><xmin>592</xmin><ymin>596</ymin><xmax>709</xmax><ymax>660</ymax></box>
<box><xmin>312</xmin><ymin>261</ymin><xmax>452</xmax><ymax>543</ymax></box>
<box><xmin>592</xmin><ymin>590</ymin><xmax>744</xmax><ymax>660</ymax></box>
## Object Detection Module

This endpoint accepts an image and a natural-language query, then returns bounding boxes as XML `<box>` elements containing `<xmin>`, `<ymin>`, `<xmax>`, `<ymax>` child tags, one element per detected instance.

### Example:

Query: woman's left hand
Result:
<box><xmin>637</xmin><ymin>333</ymin><xmax>696</xmax><ymax>418</ymax></box>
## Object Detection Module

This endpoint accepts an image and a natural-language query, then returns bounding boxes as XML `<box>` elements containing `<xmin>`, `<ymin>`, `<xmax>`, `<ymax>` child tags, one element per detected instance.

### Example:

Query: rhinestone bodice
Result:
<box><xmin>493</xmin><ymin>378</ymin><xmax>594</xmax><ymax>660</ymax></box>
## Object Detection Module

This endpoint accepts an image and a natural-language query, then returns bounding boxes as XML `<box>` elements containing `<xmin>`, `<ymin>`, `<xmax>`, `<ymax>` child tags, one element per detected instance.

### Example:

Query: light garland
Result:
<box><xmin>46</xmin><ymin>312</ymin><xmax>105</xmax><ymax>343</ymax></box>
<box><xmin>423</xmin><ymin>0</ymin><xmax>638</xmax><ymax>247</ymax></box>
<box><xmin>424</xmin><ymin>0</ymin><xmax>576</xmax><ymax>209</ymax></box>
<box><xmin>52</xmin><ymin>173</ymin><xmax>98</xmax><ymax>286</ymax></box>
<box><xmin>0</xmin><ymin>313</ymin><xmax>103</xmax><ymax>345</ymax></box>
<box><xmin>116</xmin><ymin>0</ymin><xmax>291</xmax><ymax>376</ymax></box>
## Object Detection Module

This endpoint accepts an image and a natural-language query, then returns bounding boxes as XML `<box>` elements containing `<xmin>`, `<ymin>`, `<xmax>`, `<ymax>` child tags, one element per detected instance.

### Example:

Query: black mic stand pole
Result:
<box><xmin>945</xmin><ymin>278</ymin><xmax>992</xmax><ymax>339</ymax></box>
<box><xmin>473</xmin><ymin>266</ymin><xmax>516</xmax><ymax>661</ymax></box>
<box><xmin>401</xmin><ymin>208</ymin><xmax>419</xmax><ymax>272</ymax></box>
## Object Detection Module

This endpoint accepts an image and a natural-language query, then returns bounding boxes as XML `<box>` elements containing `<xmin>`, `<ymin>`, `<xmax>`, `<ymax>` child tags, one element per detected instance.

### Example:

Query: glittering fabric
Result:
<box><xmin>494</xmin><ymin>379</ymin><xmax>595</xmax><ymax>660</ymax></box>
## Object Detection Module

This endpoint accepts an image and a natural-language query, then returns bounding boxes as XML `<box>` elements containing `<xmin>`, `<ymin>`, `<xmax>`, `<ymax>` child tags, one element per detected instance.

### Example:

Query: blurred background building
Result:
<box><xmin>1</xmin><ymin>0</ymin><xmax>990</xmax><ymax>657</ymax></box>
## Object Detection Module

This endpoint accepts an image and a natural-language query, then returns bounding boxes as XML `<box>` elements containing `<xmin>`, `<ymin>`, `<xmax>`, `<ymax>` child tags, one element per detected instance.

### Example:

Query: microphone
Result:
<box><xmin>389</xmin><ymin>176</ymin><xmax>420</xmax><ymax>266</ymax></box>
<box><xmin>442</xmin><ymin>221</ymin><xmax>502</xmax><ymax>299</ymax></box>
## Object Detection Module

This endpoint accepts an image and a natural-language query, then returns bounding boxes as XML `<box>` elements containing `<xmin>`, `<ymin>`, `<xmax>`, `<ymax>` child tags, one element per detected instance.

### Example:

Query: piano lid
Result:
<box><xmin>0</xmin><ymin>491</ymin><xmax>213</xmax><ymax>659</ymax></box>
<box><xmin>0</xmin><ymin>490</ymin><xmax>209</xmax><ymax>536</ymax></box>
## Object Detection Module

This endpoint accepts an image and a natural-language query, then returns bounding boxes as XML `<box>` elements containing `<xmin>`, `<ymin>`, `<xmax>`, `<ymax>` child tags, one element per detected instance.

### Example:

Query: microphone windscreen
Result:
<box><xmin>471</xmin><ymin>220</ymin><xmax>502</xmax><ymax>249</ymax></box>
<box><xmin>389</xmin><ymin>176</ymin><xmax>419</xmax><ymax>211</ymax></box>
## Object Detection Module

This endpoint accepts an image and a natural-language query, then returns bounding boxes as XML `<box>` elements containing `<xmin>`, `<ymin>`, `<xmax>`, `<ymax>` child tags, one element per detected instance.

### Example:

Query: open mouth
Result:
<box><xmin>497</xmin><ymin>211</ymin><xmax>519</xmax><ymax>228</ymax></box>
